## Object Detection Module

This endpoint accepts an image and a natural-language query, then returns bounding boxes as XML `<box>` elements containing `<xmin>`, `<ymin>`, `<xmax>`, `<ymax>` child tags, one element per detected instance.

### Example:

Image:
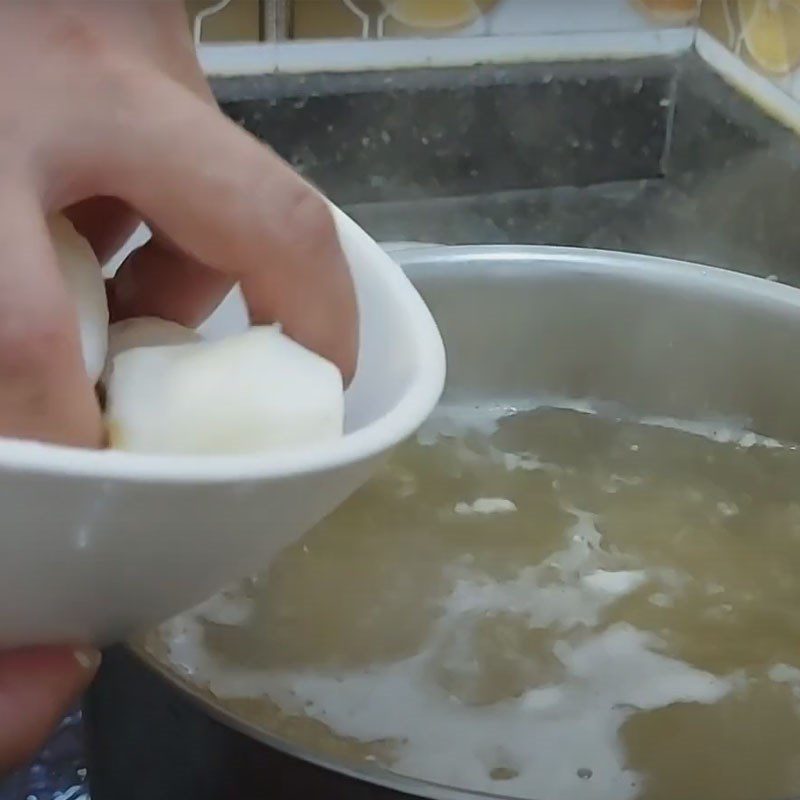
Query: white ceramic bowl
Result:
<box><xmin>0</xmin><ymin>209</ymin><xmax>445</xmax><ymax>648</ymax></box>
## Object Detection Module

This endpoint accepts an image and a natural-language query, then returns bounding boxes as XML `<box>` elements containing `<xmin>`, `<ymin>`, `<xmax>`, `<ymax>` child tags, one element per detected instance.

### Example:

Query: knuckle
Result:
<box><xmin>266</xmin><ymin>180</ymin><xmax>337</xmax><ymax>250</ymax></box>
<box><xmin>223</xmin><ymin>143</ymin><xmax>340</xmax><ymax>268</ymax></box>
<box><xmin>50</xmin><ymin>12</ymin><xmax>110</xmax><ymax>61</ymax></box>
<box><xmin>49</xmin><ymin>13</ymin><xmax>135</xmax><ymax>91</ymax></box>
<box><xmin>291</xmin><ymin>189</ymin><xmax>336</xmax><ymax>236</ymax></box>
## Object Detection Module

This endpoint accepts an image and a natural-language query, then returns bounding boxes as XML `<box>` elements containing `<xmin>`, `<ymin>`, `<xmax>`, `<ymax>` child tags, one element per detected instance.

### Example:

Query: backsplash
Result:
<box><xmin>189</xmin><ymin>1</ymin><xmax>800</xmax><ymax>133</ymax></box>
<box><xmin>188</xmin><ymin>0</ymin><xmax>699</xmax><ymax>42</ymax></box>
<box><xmin>700</xmin><ymin>1</ymin><xmax>800</xmax><ymax>99</ymax></box>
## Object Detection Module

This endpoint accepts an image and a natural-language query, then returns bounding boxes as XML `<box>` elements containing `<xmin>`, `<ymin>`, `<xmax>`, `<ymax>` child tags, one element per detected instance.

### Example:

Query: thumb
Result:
<box><xmin>0</xmin><ymin>646</ymin><xmax>100</xmax><ymax>775</ymax></box>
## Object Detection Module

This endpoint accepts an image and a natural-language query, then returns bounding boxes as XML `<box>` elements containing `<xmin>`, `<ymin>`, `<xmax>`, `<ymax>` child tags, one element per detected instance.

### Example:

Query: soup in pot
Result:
<box><xmin>146</xmin><ymin>401</ymin><xmax>800</xmax><ymax>800</ymax></box>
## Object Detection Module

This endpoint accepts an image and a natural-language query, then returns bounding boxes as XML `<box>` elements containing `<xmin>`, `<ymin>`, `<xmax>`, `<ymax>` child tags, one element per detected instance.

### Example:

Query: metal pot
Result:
<box><xmin>85</xmin><ymin>245</ymin><xmax>800</xmax><ymax>800</ymax></box>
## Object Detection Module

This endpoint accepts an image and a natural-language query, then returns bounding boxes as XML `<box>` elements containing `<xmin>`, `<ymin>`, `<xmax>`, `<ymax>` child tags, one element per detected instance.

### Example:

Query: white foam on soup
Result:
<box><xmin>156</xmin><ymin>399</ymin><xmax>789</xmax><ymax>800</ymax></box>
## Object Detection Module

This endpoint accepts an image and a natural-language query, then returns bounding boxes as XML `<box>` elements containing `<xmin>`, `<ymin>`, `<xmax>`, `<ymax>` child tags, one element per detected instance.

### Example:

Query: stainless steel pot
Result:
<box><xmin>85</xmin><ymin>245</ymin><xmax>800</xmax><ymax>800</ymax></box>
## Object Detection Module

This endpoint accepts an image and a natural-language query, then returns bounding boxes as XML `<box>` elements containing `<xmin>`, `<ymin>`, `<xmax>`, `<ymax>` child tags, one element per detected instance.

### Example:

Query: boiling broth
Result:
<box><xmin>147</xmin><ymin>404</ymin><xmax>800</xmax><ymax>800</ymax></box>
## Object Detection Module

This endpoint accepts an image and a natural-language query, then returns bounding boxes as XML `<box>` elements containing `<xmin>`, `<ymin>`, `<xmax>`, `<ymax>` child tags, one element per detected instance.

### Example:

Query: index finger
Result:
<box><xmin>94</xmin><ymin>75</ymin><xmax>358</xmax><ymax>381</ymax></box>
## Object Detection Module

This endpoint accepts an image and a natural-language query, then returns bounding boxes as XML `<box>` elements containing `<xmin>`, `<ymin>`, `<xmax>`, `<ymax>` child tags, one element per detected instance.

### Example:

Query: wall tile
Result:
<box><xmin>291</xmin><ymin>0</ymin><xmax>365</xmax><ymax>39</ymax></box>
<box><xmin>700</xmin><ymin>0</ymin><xmax>800</xmax><ymax>104</ymax></box>
<box><xmin>191</xmin><ymin>0</ymin><xmax>700</xmax><ymax>43</ymax></box>
<box><xmin>188</xmin><ymin>0</ymin><xmax>261</xmax><ymax>41</ymax></box>
<box><xmin>485</xmin><ymin>0</ymin><xmax>697</xmax><ymax>36</ymax></box>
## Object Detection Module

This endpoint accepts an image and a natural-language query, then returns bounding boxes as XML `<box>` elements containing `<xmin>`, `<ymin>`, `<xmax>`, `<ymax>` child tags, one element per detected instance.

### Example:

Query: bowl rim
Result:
<box><xmin>398</xmin><ymin>244</ymin><xmax>797</xmax><ymax>309</ymax></box>
<box><xmin>0</xmin><ymin>214</ymin><xmax>446</xmax><ymax>484</ymax></box>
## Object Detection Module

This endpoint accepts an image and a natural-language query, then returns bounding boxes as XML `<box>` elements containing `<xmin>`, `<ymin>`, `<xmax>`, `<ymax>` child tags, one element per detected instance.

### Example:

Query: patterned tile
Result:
<box><xmin>189</xmin><ymin>0</ymin><xmax>700</xmax><ymax>43</ymax></box>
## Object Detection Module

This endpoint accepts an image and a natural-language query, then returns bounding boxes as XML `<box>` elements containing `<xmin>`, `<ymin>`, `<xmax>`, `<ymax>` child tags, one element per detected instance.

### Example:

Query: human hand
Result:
<box><xmin>0</xmin><ymin>0</ymin><xmax>358</xmax><ymax>449</ymax></box>
<box><xmin>0</xmin><ymin>646</ymin><xmax>100</xmax><ymax>774</ymax></box>
<box><xmin>0</xmin><ymin>0</ymin><xmax>357</xmax><ymax>772</ymax></box>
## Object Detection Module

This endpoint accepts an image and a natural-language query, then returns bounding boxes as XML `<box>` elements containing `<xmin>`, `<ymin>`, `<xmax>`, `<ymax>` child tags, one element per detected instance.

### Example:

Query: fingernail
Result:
<box><xmin>73</xmin><ymin>647</ymin><xmax>102</xmax><ymax>672</ymax></box>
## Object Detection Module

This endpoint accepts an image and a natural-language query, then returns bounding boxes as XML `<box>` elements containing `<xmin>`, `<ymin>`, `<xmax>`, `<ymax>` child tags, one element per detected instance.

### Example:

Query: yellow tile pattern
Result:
<box><xmin>700</xmin><ymin>0</ymin><xmax>800</xmax><ymax>76</ymax></box>
<box><xmin>188</xmin><ymin>0</ymin><xmax>702</xmax><ymax>43</ymax></box>
<box><xmin>633</xmin><ymin>0</ymin><xmax>699</xmax><ymax>23</ymax></box>
<box><xmin>188</xmin><ymin>0</ymin><xmax>503</xmax><ymax>41</ymax></box>
<box><xmin>379</xmin><ymin>0</ymin><xmax>499</xmax><ymax>36</ymax></box>
<box><xmin>187</xmin><ymin>0</ymin><xmax>261</xmax><ymax>41</ymax></box>
<box><xmin>291</xmin><ymin>0</ymin><xmax>368</xmax><ymax>39</ymax></box>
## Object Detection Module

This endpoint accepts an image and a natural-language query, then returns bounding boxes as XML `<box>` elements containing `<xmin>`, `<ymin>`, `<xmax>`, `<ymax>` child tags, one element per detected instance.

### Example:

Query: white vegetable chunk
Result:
<box><xmin>103</xmin><ymin>317</ymin><xmax>201</xmax><ymax>387</ymax></box>
<box><xmin>106</xmin><ymin>325</ymin><xmax>344</xmax><ymax>454</ymax></box>
<box><xmin>50</xmin><ymin>214</ymin><xmax>108</xmax><ymax>383</ymax></box>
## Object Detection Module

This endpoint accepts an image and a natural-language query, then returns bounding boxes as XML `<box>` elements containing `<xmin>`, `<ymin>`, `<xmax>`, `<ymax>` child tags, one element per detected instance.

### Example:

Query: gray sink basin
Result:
<box><xmin>215</xmin><ymin>52</ymin><xmax>800</xmax><ymax>286</ymax></box>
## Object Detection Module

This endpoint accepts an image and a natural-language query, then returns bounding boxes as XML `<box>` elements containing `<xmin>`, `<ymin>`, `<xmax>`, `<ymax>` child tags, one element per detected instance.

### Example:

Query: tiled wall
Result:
<box><xmin>189</xmin><ymin>0</ymin><xmax>699</xmax><ymax>42</ymax></box>
<box><xmin>185</xmin><ymin>0</ymin><xmax>800</xmax><ymax>99</ymax></box>
<box><xmin>187</xmin><ymin>0</ymin><xmax>261</xmax><ymax>41</ymax></box>
<box><xmin>699</xmin><ymin>1</ymin><xmax>800</xmax><ymax>99</ymax></box>
<box><xmin>189</xmin><ymin>0</ymin><xmax>800</xmax><ymax>123</ymax></box>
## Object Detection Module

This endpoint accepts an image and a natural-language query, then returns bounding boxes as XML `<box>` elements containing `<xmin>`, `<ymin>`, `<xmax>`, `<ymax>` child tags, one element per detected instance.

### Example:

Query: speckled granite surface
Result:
<box><xmin>5</xmin><ymin>49</ymin><xmax>800</xmax><ymax>800</ymax></box>
<box><xmin>214</xmin><ymin>58</ymin><xmax>675</xmax><ymax>205</ymax></box>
